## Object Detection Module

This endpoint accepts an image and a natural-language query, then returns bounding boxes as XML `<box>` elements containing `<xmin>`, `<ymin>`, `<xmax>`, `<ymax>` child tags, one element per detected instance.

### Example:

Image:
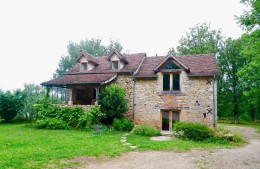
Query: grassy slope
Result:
<box><xmin>0</xmin><ymin>123</ymin><xmax>129</xmax><ymax>169</ymax></box>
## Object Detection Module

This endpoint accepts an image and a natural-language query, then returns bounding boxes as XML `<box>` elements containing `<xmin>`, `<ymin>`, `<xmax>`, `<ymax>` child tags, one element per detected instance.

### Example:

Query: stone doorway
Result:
<box><xmin>161</xmin><ymin>110</ymin><xmax>180</xmax><ymax>131</ymax></box>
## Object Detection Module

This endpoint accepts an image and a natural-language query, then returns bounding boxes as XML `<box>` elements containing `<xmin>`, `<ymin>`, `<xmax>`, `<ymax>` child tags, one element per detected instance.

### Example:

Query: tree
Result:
<box><xmin>0</xmin><ymin>90</ymin><xmax>23</xmax><ymax>122</ymax></box>
<box><xmin>17</xmin><ymin>84</ymin><xmax>46</xmax><ymax>121</ymax></box>
<box><xmin>217</xmin><ymin>38</ymin><xmax>246</xmax><ymax>123</ymax></box>
<box><xmin>175</xmin><ymin>23</ymin><xmax>223</xmax><ymax>55</ymax></box>
<box><xmin>54</xmin><ymin>38</ymin><xmax>123</xmax><ymax>77</ymax></box>
<box><xmin>167</xmin><ymin>47</ymin><xmax>177</xmax><ymax>56</ymax></box>
<box><xmin>236</xmin><ymin>0</ymin><xmax>260</xmax><ymax>122</ymax></box>
<box><xmin>98</xmin><ymin>84</ymin><xmax>128</xmax><ymax>124</ymax></box>
<box><xmin>237</xmin><ymin>0</ymin><xmax>260</xmax><ymax>31</ymax></box>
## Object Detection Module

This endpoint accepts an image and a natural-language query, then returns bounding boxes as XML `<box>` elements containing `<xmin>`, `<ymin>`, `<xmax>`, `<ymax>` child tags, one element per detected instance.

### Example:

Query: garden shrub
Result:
<box><xmin>35</xmin><ymin>118</ymin><xmax>69</xmax><ymax>129</ymax></box>
<box><xmin>112</xmin><ymin>118</ymin><xmax>134</xmax><ymax>131</ymax></box>
<box><xmin>34</xmin><ymin>102</ymin><xmax>87</xmax><ymax>129</ymax></box>
<box><xmin>98</xmin><ymin>84</ymin><xmax>128</xmax><ymax>124</ymax></box>
<box><xmin>173</xmin><ymin>122</ymin><xmax>214</xmax><ymax>141</ymax></box>
<box><xmin>132</xmin><ymin>125</ymin><xmax>161</xmax><ymax>136</ymax></box>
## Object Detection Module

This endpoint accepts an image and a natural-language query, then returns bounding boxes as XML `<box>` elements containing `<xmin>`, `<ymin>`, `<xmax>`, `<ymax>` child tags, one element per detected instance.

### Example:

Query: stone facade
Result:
<box><xmin>114</xmin><ymin>74</ymin><xmax>134</xmax><ymax>120</ymax></box>
<box><xmin>114</xmin><ymin>71</ymin><xmax>217</xmax><ymax>129</ymax></box>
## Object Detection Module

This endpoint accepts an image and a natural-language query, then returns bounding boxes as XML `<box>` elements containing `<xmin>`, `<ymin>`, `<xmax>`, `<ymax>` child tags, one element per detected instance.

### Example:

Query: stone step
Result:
<box><xmin>160</xmin><ymin>130</ymin><xmax>173</xmax><ymax>136</ymax></box>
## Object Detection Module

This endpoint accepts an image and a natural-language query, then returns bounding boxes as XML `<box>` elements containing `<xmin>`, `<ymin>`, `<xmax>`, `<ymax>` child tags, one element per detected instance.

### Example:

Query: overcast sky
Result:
<box><xmin>0</xmin><ymin>0</ymin><xmax>246</xmax><ymax>91</ymax></box>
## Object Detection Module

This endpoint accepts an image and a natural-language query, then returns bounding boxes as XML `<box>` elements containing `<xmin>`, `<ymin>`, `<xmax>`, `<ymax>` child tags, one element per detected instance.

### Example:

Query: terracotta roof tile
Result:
<box><xmin>136</xmin><ymin>54</ymin><xmax>219</xmax><ymax>77</ymax></box>
<box><xmin>42</xmin><ymin>73</ymin><xmax>116</xmax><ymax>86</ymax></box>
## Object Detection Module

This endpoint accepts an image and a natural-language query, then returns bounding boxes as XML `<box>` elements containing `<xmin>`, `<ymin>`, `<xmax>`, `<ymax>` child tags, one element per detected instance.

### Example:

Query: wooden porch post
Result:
<box><xmin>95</xmin><ymin>86</ymin><xmax>99</xmax><ymax>105</ymax></box>
<box><xmin>68</xmin><ymin>88</ymin><xmax>73</xmax><ymax>105</ymax></box>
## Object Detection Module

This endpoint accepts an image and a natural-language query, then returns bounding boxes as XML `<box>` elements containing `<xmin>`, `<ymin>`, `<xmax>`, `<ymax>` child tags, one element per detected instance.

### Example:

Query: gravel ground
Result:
<box><xmin>69</xmin><ymin>126</ymin><xmax>260</xmax><ymax>169</ymax></box>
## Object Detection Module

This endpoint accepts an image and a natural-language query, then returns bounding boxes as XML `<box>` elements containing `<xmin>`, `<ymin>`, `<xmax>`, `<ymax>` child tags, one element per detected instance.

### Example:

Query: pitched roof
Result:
<box><xmin>42</xmin><ymin>52</ymin><xmax>219</xmax><ymax>86</ymax></box>
<box><xmin>76</xmin><ymin>51</ymin><xmax>99</xmax><ymax>65</ymax></box>
<box><xmin>135</xmin><ymin>53</ymin><xmax>219</xmax><ymax>78</ymax></box>
<box><xmin>153</xmin><ymin>55</ymin><xmax>189</xmax><ymax>72</ymax></box>
<box><xmin>106</xmin><ymin>49</ymin><xmax>128</xmax><ymax>63</ymax></box>
<box><xmin>41</xmin><ymin>73</ymin><xmax>117</xmax><ymax>87</ymax></box>
<box><xmin>66</xmin><ymin>53</ymin><xmax>146</xmax><ymax>74</ymax></box>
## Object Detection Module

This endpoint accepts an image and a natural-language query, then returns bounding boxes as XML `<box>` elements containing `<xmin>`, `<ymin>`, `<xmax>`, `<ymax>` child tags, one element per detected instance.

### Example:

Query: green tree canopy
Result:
<box><xmin>237</xmin><ymin>0</ymin><xmax>260</xmax><ymax>31</ymax></box>
<box><xmin>54</xmin><ymin>38</ymin><xmax>123</xmax><ymax>78</ymax></box>
<box><xmin>175</xmin><ymin>22</ymin><xmax>223</xmax><ymax>55</ymax></box>
<box><xmin>98</xmin><ymin>84</ymin><xmax>128</xmax><ymax>125</ymax></box>
<box><xmin>0</xmin><ymin>90</ymin><xmax>23</xmax><ymax>122</ymax></box>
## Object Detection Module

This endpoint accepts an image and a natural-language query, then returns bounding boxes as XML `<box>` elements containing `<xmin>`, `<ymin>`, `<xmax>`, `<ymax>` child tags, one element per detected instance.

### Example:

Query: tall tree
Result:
<box><xmin>54</xmin><ymin>38</ymin><xmax>123</xmax><ymax>78</ymax></box>
<box><xmin>217</xmin><ymin>38</ymin><xmax>246</xmax><ymax>123</ymax></box>
<box><xmin>175</xmin><ymin>23</ymin><xmax>223</xmax><ymax>55</ymax></box>
<box><xmin>236</xmin><ymin>0</ymin><xmax>260</xmax><ymax>121</ymax></box>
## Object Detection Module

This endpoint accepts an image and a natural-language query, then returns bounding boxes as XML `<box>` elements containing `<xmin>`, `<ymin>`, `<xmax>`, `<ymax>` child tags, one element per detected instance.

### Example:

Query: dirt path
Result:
<box><xmin>70</xmin><ymin>126</ymin><xmax>260</xmax><ymax>169</ymax></box>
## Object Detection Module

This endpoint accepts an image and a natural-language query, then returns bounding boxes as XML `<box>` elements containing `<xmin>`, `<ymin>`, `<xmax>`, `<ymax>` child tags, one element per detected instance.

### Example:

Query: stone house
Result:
<box><xmin>42</xmin><ymin>49</ymin><xmax>219</xmax><ymax>131</ymax></box>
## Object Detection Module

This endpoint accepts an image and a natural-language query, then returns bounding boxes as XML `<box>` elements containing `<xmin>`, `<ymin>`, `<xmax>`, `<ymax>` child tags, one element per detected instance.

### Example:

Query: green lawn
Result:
<box><xmin>0</xmin><ymin>123</ymin><xmax>247</xmax><ymax>169</ymax></box>
<box><xmin>0</xmin><ymin>123</ymin><xmax>129</xmax><ymax>169</ymax></box>
<box><xmin>127</xmin><ymin>133</ymin><xmax>242</xmax><ymax>152</ymax></box>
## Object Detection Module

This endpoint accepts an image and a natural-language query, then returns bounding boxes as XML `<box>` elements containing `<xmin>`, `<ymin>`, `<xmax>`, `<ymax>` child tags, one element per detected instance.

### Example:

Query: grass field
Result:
<box><xmin>0</xmin><ymin>123</ymin><xmax>129</xmax><ymax>169</ymax></box>
<box><xmin>0</xmin><ymin>122</ymin><xmax>248</xmax><ymax>169</ymax></box>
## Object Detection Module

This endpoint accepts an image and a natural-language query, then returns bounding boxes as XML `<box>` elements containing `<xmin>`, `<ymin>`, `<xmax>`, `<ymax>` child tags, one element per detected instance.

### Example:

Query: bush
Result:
<box><xmin>0</xmin><ymin>91</ymin><xmax>23</xmax><ymax>122</ymax></box>
<box><xmin>35</xmin><ymin>118</ymin><xmax>69</xmax><ymax>129</ymax></box>
<box><xmin>112</xmin><ymin>118</ymin><xmax>134</xmax><ymax>131</ymax></box>
<box><xmin>132</xmin><ymin>125</ymin><xmax>161</xmax><ymax>136</ymax></box>
<box><xmin>173</xmin><ymin>122</ymin><xmax>214</xmax><ymax>141</ymax></box>
<box><xmin>98</xmin><ymin>84</ymin><xmax>128</xmax><ymax>124</ymax></box>
<box><xmin>34</xmin><ymin>102</ymin><xmax>87</xmax><ymax>129</ymax></box>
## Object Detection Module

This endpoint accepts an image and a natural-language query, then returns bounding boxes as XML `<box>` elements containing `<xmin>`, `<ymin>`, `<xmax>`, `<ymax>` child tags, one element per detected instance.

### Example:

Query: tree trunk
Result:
<box><xmin>234</xmin><ymin>103</ymin><xmax>239</xmax><ymax>124</ymax></box>
<box><xmin>250</xmin><ymin>103</ymin><xmax>255</xmax><ymax>122</ymax></box>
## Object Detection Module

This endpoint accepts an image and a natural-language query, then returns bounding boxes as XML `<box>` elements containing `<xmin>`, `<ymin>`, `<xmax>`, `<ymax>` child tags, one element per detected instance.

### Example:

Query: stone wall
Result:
<box><xmin>114</xmin><ymin>74</ymin><xmax>134</xmax><ymax>120</ymax></box>
<box><xmin>134</xmin><ymin>71</ymin><xmax>217</xmax><ymax>128</ymax></box>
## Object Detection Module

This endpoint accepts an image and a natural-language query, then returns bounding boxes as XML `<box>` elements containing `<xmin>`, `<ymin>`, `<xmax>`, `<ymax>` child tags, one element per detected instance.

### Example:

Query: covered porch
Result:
<box><xmin>41</xmin><ymin>73</ymin><xmax>117</xmax><ymax>106</ymax></box>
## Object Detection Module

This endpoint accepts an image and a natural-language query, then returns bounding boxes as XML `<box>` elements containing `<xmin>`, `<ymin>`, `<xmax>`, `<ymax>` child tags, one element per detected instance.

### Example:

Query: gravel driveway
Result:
<box><xmin>70</xmin><ymin>126</ymin><xmax>260</xmax><ymax>169</ymax></box>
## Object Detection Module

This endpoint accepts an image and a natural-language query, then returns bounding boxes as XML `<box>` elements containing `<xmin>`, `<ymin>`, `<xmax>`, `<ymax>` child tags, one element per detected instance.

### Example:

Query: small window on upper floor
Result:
<box><xmin>112</xmin><ymin>61</ymin><xmax>119</xmax><ymax>70</ymax></box>
<box><xmin>81</xmin><ymin>63</ymin><xmax>88</xmax><ymax>71</ymax></box>
<box><xmin>163</xmin><ymin>62</ymin><xmax>180</xmax><ymax>70</ymax></box>
<box><xmin>163</xmin><ymin>73</ymin><xmax>180</xmax><ymax>91</ymax></box>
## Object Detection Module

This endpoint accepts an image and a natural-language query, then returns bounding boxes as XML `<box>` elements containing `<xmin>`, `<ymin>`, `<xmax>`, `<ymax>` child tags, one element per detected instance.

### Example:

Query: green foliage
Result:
<box><xmin>0</xmin><ymin>90</ymin><xmax>23</xmax><ymax>122</ymax></box>
<box><xmin>98</xmin><ymin>84</ymin><xmax>128</xmax><ymax>124</ymax></box>
<box><xmin>237</xmin><ymin>0</ymin><xmax>260</xmax><ymax>31</ymax></box>
<box><xmin>80</xmin><ymin>106</ymin><xmax>104</xmax><ymax>129</ymax></box>
<box><xmin>217</xmin><ymin>38</ymin><xmax>246</xmax><ymax>123</ymax></box>
<box><xmin>175</xmin><ymin>22</ymin><xmax>223</xmax><ymax>55</ymax></box>
<box><xmin>112</xmin><ymin>118</ymin><xmax>134</xmax><ymax>131</ymax></box>
<box><xmin>173</xmin><ymin>122</ymin><xmax>214</xmax><ymax>141</ymax></box>
<box><xmin>132</xmin><ymin>125</ymin><xmax>161</xmax><ymax>136</ymax></box>
<box><xmin>34</xmin><ymin>102</ymin><xmax>86</xmax><ymax>129</ymax></box>
<box><xmin>54</xmin><ymin>38</ymin><xmax>123</xmax><ymax>77</ymax></box>
<box><xmin>35</xmin><ymin>118</ymin><xmax>69</xmax><ymax>129</ymax></box>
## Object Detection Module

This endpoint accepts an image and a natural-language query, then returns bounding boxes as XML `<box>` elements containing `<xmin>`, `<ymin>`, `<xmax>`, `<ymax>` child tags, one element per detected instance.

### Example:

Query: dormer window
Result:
<box><xmin>112</xmin><ymin>61</ymin><xmax>119</xmax><ymax>70</ymax></box>
<box><xmin>106</xmin><ymin>49</ymin><xmax>128</xmax><ymax>70</ymax></box>
<box><xmin>81</xmin><ymin>63</ymin><xmax>88</xmax><ymax>71</ymax></box>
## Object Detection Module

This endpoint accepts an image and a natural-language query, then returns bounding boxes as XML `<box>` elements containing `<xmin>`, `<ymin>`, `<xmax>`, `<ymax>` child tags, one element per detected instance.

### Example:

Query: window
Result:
<box><xmin>163</xmin><ymin>62</ymin><xmax>180</xmax><ymax>70</ymax></box>
<box><xmin>163</xmin><ymin>73</ymin><xmax>180</xmax><ymax>91</ymax></box>
<box><xmin>81</xmin><ymin>63</ymin><xmax>88</xmax><ymax>71</ymax></box>
<box><xmin>112</xmin><ymin>61</ymin><xmax>119</xmax><ymax>70</ymax></box>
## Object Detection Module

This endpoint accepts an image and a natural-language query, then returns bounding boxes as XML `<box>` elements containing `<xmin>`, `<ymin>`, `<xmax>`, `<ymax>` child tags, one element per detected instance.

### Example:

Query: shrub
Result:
<box><xmin>34</xmin><ymin>103</ymin><xmax>87</xmax><ymax>129</ymax></box>
<box><xmin>173</xmin><ymin>122</ymin><xmax>214</xmax><ymax>141</ymax></box>
<box><xmin>132</xmin><ymin>125</ymin><xmax>161</xmax><ymax>136</ymax></box>
<box><xmin>35</xmin><ymin>118</ymin><xmax>69</xmax><ymax>129</ymax></box>
<box><xmin>0</xmin><ymin>91</ymin><xmax>23</xmax><ymax>122</ymax></box>
<box><xmin>112</xmin><ymin>118</ymin><xmax>134</xmax><ymax>131</ymax></box>
<box><xmin>98</xmin><ymin>84</ymin><xmax>128</xmax><ymax>124</ymax></box>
